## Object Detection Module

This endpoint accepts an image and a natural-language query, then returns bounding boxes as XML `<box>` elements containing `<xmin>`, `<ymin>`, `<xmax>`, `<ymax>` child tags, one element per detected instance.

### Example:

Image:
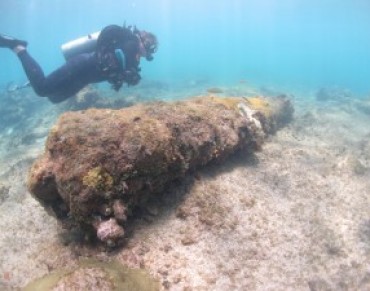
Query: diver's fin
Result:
<box><xmin>18</xmin><ymin>81</ymin><xmax>31</xmax><ymax>89</ymax></box>
<box><xmin>6</xmin><ymin>81</ymin><xmax>30</xmax><ymax>92</ymax></box>
<box><xmin>0</xmin><ymin>34</ymin><xmax>27</xmax><ymax>49</ymax></box>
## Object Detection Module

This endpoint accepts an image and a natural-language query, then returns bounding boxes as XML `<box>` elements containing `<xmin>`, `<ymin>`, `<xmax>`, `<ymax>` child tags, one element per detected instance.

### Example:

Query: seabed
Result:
<box><xmin>1</xmin><ymin>80</ymin><xmax>370</xmax><ymax>290</ymax></box>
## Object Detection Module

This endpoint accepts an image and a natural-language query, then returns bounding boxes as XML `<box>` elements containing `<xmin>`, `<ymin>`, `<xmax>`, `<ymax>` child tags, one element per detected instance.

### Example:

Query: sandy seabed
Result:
<box><xmin>1</xmin><ymin>82</ymin><xmax>370</xmax><ymax>290</ymax></box>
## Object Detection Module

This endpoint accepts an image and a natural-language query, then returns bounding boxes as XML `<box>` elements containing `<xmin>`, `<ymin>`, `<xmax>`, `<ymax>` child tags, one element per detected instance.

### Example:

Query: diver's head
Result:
<box><xmin>135</xmin><ymin>30</ymin><xmax>158</xmax><ymax>61</ymax></box>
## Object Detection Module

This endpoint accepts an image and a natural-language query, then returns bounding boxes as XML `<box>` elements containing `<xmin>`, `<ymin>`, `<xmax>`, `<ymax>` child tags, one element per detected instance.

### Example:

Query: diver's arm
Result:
<box><xmin>122</xmin><ymin>39</ymin><xmax>141</xmax><ymax>86</ymax></box>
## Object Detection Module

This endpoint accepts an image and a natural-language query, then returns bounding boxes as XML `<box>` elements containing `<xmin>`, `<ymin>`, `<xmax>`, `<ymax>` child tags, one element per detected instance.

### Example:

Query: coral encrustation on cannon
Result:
<box><xmin>28</xmin><ymin>95</ymin><xmax>293</xmax><ymax>246</ymax></box>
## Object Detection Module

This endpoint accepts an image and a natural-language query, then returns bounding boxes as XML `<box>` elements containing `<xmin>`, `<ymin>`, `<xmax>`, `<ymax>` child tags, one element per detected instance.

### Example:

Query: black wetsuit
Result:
<box><xmin>17</xmin><ymin>25</ymin><xmax>141</xmax><ymax>103</ymax></box>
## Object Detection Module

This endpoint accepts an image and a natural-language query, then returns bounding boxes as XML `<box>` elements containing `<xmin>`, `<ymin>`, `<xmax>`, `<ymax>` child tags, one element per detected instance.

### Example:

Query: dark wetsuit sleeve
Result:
<box><xmin>122</xmin><ymin>39</ymin><xmax>140</xmax><ymax>71</ymax></box>
<box><xmin>121</xmin><ymin>38</ymin><xmax>141</xmax><ymax>86</ymax></box>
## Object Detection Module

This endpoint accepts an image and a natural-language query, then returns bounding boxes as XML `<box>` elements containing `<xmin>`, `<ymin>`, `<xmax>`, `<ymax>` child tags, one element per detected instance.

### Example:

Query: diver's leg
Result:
<box><xmin>1</xmin><ymin>34</ymin><xmax>52</xmax><ymax>97</ymax></box>
<box><xmin>2</xmin><ymin>34</ymin><xmax>99</xmax><ymax>103</ymax></box>
<box><xmin>16</xmin><ymin>50</ymin><xmax>50</xmax><ymax>97</ymax></box>
<box><xmin>17</xmin><ymin>50</ymin><xmax>96</xmax><ymax>103</ymax></box>
<box><xmin>41</xmin><ymin>53</ymin><xmax>100</xmax><ymax>103</ymax></box>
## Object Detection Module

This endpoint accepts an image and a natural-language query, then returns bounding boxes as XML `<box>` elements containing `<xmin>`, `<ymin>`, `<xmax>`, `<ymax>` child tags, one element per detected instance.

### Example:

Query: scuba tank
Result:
<box><xmin>61</xmin><ymin>31</ymin><xmax>101</xmax><ymax>60</ymax></box>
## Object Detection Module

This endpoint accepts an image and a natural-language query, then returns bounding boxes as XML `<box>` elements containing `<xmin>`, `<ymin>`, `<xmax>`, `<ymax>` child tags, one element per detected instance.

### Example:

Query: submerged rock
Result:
<box><xmin>63</xmin><ymin>86</ymin><xmax>134</xmax><ymax>111</ymax></box>
<box><xmin>23</xmin><ymin>259</ymin><xmax>160</xmax><ymax>291</ymax></box>
<box><xmin>316</xmin><ymin>86</ymin><xmax>352</xmax><ymax>102</ymax></box>
<box><xmin>0</xmin><ymin>182</ymin><xmax>10</xmax><ymax>204</ymax></box>
<box><xmin>355</xmin><ymin>97</ymin><xmax>370</xmax><ymax>115</ymax></box>
<box><xmin>207</xmin><ymin>87</ymin><xmax>224</xmax><ymax>94</ymax></box>
<box><xmin>28</xmin><ymin>95</ymin><xmax>293</xmax><ymax>246</ymax></box>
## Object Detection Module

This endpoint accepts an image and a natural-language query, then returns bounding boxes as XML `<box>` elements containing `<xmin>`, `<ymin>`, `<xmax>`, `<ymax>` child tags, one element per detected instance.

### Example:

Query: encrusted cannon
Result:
<box><xmin>28</xmin><ymin>95</ymin><xmax>293</xmax><ymax>246</ymax></box>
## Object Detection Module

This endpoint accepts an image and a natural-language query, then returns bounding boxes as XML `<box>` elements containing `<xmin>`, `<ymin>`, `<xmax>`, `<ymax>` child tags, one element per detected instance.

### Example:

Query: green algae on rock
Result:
<box><xmin>28</xmin><ymin>95</ymin><xmax>293</xmax><ymax>246</ymax></box>
<box><xmin>206</xmin><ymin>87</ymin><xmax>224</xmax><ymax>94</ymax></box>
<box><xmin>23</xmin><ymin>259</ymin><xmax>160</xmax><ymax>291</ymax></box>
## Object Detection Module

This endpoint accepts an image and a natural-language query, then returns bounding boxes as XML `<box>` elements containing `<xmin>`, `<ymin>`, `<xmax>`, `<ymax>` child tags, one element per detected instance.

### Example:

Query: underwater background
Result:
<box><xmin>1</xmin><ymin>0</ymin><xmax>370</xmax><ymax>94</ymax></box>
<box><xmin>2</xmin><ymin>1</ymin><xmax>370</xmax><ymax>290</ymax></box>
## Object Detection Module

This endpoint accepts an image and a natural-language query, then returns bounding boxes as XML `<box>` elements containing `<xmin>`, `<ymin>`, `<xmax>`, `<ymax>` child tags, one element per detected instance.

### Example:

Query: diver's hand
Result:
<box><xmin>123</xmin><ymin>69</ymin><xmax>141</xmax><ymax>86</ymax></box>
<box><xmin>112</xmin><ymin>80</ymin><xmax>123</xmax><ymax>91</ymax></box>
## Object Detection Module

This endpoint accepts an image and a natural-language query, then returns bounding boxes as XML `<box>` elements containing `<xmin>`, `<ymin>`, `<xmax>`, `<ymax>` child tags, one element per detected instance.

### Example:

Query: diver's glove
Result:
<box><xmin>123</xmin><ymin>68</ymin><xmax>141</xmax><ymax>86</ymax></box>
<box><xmin>111</xmin><ymin>79</ymin><xmax>124</xmax><ymax>91</ymax></box>
<box><xmin>108</xmin><ymin>68</ymin><xmax>141</xmax><ymax>91</ymax></box>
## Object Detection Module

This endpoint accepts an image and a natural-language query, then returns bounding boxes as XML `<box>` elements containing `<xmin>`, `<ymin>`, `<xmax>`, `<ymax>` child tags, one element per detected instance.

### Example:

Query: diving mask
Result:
<box><xmin>135</xmin><ymin>30</ymin><xmax>158</xmax><ymax>61</ymax></box>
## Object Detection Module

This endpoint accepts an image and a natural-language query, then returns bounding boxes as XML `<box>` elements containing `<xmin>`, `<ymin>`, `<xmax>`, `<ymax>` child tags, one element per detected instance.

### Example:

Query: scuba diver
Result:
<box><xmin>0</xmin><ymin>25</ymin><xmax>158</xmax><ymax>103</ymax></box>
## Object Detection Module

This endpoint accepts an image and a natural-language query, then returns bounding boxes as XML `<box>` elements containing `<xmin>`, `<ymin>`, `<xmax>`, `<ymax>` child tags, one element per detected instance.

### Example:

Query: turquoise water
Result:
<box><xmin>2</xmin><ymin>2</ymin><xmax>370</xmax><ymax>289</ymax></box>
<box><xmin>1</xmin><ymin>0</ymin><xmax>370</xmax><ymax>93</ymax></box>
